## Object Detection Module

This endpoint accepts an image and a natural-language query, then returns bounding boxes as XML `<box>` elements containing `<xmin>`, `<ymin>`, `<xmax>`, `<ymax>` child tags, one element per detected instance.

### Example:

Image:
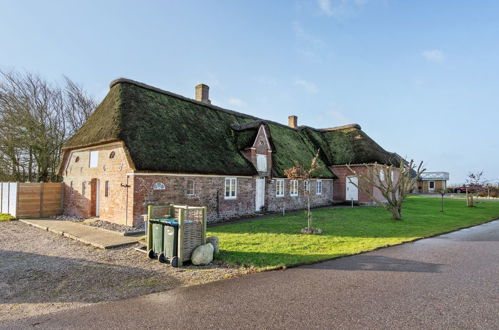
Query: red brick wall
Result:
<box><xmin>131</xmin><ymin>175</ymin><xmax>256</xmax><ymax>224</ymax></box>
<box><xmin>62</xmin><ymin>143</ymin><xmax>134</xmax><ymax>224</ymax></box>
<box><xmin>332</xmin><ymin>165</ymin><xmax>373</xmax><ymax>203</ymax></box>
<box><xmin>266</xmin><ymin>178</ymin><xmax>334</xmax><ymax>212</ymax></box>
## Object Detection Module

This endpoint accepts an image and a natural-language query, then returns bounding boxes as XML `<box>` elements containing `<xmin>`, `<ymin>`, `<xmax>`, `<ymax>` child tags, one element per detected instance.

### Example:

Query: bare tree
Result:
<box><xmin>0</xmin><ymin>70</ymin><xmax>96</xmax><ymax>182</ymax></box>
<box><xmin>346</xmin><ymin>159</ymin><xmax>425</xmax><ymax>220</ymax></box>
<box><xmin>284</xmin><ymin>150</ymin><xmax>324</xmax><ymax>234</ymax></box>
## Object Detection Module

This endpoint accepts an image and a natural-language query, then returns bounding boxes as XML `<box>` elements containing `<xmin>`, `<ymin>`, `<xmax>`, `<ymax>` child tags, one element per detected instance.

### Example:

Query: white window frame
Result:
<box><xmin>186</xmin><ymin>180</ymin><xmax>195</xmax><ymax>196</ymax></box>
<box><xmin>391</xmin><ymin>170</ymin><xmax>395</xmax><ymax>182</ymax></box>
<box><xmin>256</xmin><ymin>154</ymin><xmax>267</xmax><ymax>172</ymax></box>
<box><xmin>304</xmin><ymin>180</ymin><xmax>310</xmax><ymax>192</ymax></box>
<box><xmin>153</xmin><ymin>182</ymin><xmax>166</xmax><ymax>190</ymax></box>
<box><xmin>89</xmin><ymin>151</ymin><xmax>99</xmax><ymax>168</ymax></box>
<box><xmin>429</xmin><ymin>181</ymin><xmax>435</xmax><ymax>190</ymax></box>
<box><xmin>290</xmin><ymin>180</ymin><xmax>298</xmax><ymax>197</ymax></box>
<box><xmin>276</xmin><ymin>179</ymin><xmax>285</xmax><ymax>197</ymax></box>
<box><xmin>379</xmin><ymin>170</ymin><xmax>385</xmax><ymax>182</ymax></box>
<box><xmin>225</xmin><ymin>177</ymin><xmax>237</xmax><ymax>200</ymax></box>
<box><xmin>316</xmin><ymin>179</ymin><xmax>323</xmax><ymax>195</ymax></box>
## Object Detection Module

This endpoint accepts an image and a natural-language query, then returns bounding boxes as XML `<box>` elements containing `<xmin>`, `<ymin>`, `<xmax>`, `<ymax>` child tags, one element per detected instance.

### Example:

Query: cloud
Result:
<box><xmin>292</xmin><ymin>21</ymin><xmax>324</xmax><ymax>46</ymax></box>
<box><xmin>421</xmin><ymin>49</ymin><xmax>445</xmax><ymax>62</ymax></box>
<box><xmin>294</xmin><ymin>79</ymin><xmax>318</xmax><ymax>94</ymax></box>
<box><xmin>227</xmin><ymin>97</ymin><xmax>247</xmax><ymax>108</ymax></box>
<box><xmin>254</xmin><ymin>75</ymin><xmax>277</xmax><ymax>87</ymax></box>
<box><xmin>317</xmin><ymin>0</ymin><xmax>368</xmax><ymax>18</ymax></box>
<box><xmin>328</xmin><ymin>110</ymin><xmax>351</xmax><ymax>125</ymax></box>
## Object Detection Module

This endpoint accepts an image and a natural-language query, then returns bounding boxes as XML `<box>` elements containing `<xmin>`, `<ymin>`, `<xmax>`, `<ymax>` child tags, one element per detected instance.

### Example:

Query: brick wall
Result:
<box><xmin>62</xmin><ymin>143</ymin><xmax>134</xmax><ymax>224</ymax></box>
<box><xmin>332</xmin><ymin>165</ymin><xmax>373</xmax><ymax>203</ymax></box>
<box><xmin>131</xmin><ymin>175</ymin><xmax>256</xmax><ymax>224</ymax></box>
<box><xmin>265</xmin><ymin>178</ymin><xmax>334</xmax><ymax>212</ymax></box>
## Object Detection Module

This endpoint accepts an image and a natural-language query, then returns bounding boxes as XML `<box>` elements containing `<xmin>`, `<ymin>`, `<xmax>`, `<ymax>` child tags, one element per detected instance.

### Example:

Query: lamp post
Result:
<box><xmin>439</xmin><ymin>188</ymin><xmax>446</xmax><ymax>212</ymax></box>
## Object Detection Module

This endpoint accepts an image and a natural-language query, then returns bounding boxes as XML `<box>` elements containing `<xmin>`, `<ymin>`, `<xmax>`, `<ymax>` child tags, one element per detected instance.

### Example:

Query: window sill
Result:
<box><xmin>224</xmin><ymin>197</ymin><xmax>237</xmax><ymax>200</ymax></box>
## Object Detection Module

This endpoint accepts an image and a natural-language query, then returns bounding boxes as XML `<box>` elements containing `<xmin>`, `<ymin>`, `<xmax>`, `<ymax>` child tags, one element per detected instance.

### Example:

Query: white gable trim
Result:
<box><xmin>252</xmin><ymin>125</ymin><xmax>273</xmax><ymax>152</ymax></box>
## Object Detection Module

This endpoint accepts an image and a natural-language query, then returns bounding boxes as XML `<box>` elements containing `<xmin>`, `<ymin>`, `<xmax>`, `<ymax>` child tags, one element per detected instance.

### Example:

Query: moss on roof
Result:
<box><xmin>64</xmin><ymin>79</ymin><xmax>397</xmax><ymax>177</ymax></box>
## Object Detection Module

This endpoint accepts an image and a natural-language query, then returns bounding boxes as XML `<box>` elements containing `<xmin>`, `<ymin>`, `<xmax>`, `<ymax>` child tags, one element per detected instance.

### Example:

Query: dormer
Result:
<box><xmin>232</xmin><ymin>122</ymin><xmax>273</xmax><ymax>177</ymax></box>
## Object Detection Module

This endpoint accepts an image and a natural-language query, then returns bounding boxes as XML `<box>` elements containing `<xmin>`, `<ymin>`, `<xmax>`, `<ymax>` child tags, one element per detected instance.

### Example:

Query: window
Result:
<box><xmin>316</xmin><ymin>179</ymin><xmax>323</xmax><ymax>195</ymax></box>
<box><xmin>379</xmin><ymin>170</ymin><xmax>385</xmax><ymax>181</ymax></box>
<box><xmin>429</xmin><ymin>181</ymin><xmax>435</xmax><ymax>189</ymax></box>
<box><xmin>290</xmin><ymin>180</ymin><xmax>298</xmax><ymax>196</ymax></box>
<box><xmin>304</xmin><ymin>180</ymin><xmax>310</xmax><ymax>192</ymax></box>
<box><xmin>256</xmin><ymin>154</ymin><xmax>267</xmax><ymax>172</ymax></box>
<box><xmin>153</xmin><ymin>182</ymin><xmax>166</xmax><ymax>190</ymax></box>
<box><xmin>109</xmin><ymin>151</ymin><xmax>116</xmax><ymax>159</ymax></box>
<box><xmin>391</xmin><ymin>170</ymin><xmax>395</xmax><ymax>182</ymax></box>
<box><xmin>75</xmin><ymin>156</ymin><xmax>80</xmax><ymax>163</ymax></box>
<box><xmin>276</xmin><ymin>179</ymin><xmax>285</xmax><ymax>197</ymax></box>
<box><xmin>186</xmin><ymin>180</ymin><xmax>195</xmax><ymax>196</ymax></box>
<box><xmin>89</xmin><ymin>151</ymin><xmax>99</xmax><ymax>168</ymax></box>
<box><xmin>82</xmin><ymin>182</ymin><xmax>86</xmax><ymax>196</ymax></box>
<box><xmin>225</xmin><ymin>178</ymin><xmax>237</xmax><ymax>199</ymax></box>
<box><xmin>105</xmin><ymin>181</ymin><xmax>109</xmax><ymax>197</ymax></box>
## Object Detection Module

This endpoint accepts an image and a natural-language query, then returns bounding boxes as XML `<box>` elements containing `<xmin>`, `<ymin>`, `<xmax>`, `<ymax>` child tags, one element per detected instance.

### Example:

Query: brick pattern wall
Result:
<box><xmin>418</xmin><ymin>180</ymin><xmax>446</xmax><ymax>193</ymax></box>
<box><xmin>265</xmin><ymin>178</ymin><xmax>334</xmax><ymax>212</ymax></box>
<box><xmin>132</xmin><ymin>175</ymin><xmax>256</xmax><ymax>223</ymax></box>
<box><xmin>62</xmin><ymin>143</ymin><xmax>133</xmax><ymax>224</ymax></box>
<box><xmin>332</xmin><ymin>165</ymin><xmax>373</xmax><ymax>203</ymax></box>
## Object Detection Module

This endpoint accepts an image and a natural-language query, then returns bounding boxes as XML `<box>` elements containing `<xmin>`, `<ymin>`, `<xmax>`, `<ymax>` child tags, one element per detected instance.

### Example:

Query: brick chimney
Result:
<box><xmin>288</xmin><ymin>115</ymin><xmax>298</xmax><ymax>128</ymax></box>
<box><xmin>195</xmin><ymin>84</ymin><xmax>211</xmax><ymax>104</ymax></box>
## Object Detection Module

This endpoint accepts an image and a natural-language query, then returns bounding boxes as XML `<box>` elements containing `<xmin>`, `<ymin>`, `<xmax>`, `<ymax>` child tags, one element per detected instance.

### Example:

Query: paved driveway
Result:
<box><xmin>6</xmin><ymin>220</ymin><xmax>499</xmax><ymax>329</ymax></box>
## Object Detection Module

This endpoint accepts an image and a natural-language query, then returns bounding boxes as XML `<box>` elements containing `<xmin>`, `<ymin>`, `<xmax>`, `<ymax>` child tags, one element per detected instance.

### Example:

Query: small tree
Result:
<box><xmin>346</xmin><ymin>159</ymin><xmax>425</xmax><ymax>220</ymax></box>
<box><xmin>284</xmin><ymin>150</ymin><xmax>323</xmax><ymax>234</ymax></box>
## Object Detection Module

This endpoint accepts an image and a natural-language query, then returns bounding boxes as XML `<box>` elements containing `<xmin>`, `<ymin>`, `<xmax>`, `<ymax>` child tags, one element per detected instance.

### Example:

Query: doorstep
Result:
<box><xmin>20</xmin><ymin>219</ymin><xmax>141</xmax><ymax>249</ymax></box>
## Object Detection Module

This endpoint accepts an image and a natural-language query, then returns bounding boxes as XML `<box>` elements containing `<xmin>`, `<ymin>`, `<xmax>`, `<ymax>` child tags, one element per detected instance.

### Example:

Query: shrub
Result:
<box><xmin>0</xmin><ymin>213</ymin><xmax>16</xmax><ymax>221</ymax></box>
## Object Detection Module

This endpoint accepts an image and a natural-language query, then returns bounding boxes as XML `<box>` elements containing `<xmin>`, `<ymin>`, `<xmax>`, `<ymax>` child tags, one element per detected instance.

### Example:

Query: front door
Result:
<box><xmin>255</xmin><ymin>178</ymin><xmax>265</xmax><ymax>212</ymax></box>
<box><xmin>91</xmin><ymin>178</ymin><xmax>100</xmax><ymax>217</ymax></box>
<box><xmin>346</xmin><ymin>176</ymin><xmax>358</xmax><ymax>201</ymax></box>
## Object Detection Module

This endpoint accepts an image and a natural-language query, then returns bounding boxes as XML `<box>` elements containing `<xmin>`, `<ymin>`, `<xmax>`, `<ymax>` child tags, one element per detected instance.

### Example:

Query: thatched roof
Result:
<box><xmin>63</xmin><ymin>78</ymin><xmax>398</xmax><ymax>178</ymax></box>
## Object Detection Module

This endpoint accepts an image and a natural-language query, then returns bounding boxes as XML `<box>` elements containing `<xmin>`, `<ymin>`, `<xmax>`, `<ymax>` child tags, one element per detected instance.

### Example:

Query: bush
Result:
<box><xmin>0</xmin><ymin>213</ymin><xmax>16</xmax><ymax>221</ymax></box>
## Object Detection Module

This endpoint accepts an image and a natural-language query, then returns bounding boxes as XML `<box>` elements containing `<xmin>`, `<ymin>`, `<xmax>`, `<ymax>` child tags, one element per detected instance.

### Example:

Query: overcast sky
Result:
<box><xmin>1</xmin><ymin>0</ymin><xmax>498</xmax><ymax>184</ymax></box>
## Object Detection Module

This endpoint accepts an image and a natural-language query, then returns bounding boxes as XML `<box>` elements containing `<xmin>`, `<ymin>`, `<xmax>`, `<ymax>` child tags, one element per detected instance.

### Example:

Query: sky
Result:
<box><xmin>1</xmin><ymin>0</ymin><xmax>498</xmax><ymax>184</ymax></box>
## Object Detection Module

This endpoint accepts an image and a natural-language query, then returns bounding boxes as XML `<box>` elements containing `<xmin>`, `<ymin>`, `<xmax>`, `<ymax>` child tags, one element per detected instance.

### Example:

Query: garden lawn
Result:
<box><xmin>208</xmin><ymin>196</ymin><xmax>499</xmax><ymax>270</ymax></box>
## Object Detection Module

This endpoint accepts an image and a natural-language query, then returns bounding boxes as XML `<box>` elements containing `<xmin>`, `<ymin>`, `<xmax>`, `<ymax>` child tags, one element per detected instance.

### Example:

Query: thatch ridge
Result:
<box><xmin>63</xmin><ymin>78</ymin><xmax>399</xmax><ymax>178</ymax></box>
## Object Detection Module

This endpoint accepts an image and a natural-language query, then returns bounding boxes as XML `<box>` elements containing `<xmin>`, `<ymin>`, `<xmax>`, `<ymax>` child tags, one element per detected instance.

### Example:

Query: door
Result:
<box><xmin>95</xmin><ymin>179</ymin><xmax>100</xmax><ymax>217</ymax></box>
<box><xmin>91</xmin><ymin>178</ymin><xmax>100</xmax><ymax>217</ymax></box>
<box><xmin>255</xmin><ymin>178</ymin><xmax>265</xmax><ymax>212</ymax></box>
<box><xmin>346</xmin><ymin>176</ymin><xmax>358</xmax><ymax>201</ymax></box>
<box><xmin>428</xmin><ymin>181</ymin><xmax>435</xmax><ymax>192</ymax></box>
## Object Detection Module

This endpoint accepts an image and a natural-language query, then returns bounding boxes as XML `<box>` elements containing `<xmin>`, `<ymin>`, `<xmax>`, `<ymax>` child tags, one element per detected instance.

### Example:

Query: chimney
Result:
<box><xmin>195</xmin><ymin>84</ymin><xmax>211</xmax><ymax>104</ymax></box>
<box><xmin>288</xmin><ymin>115</ymin><xmax>298</xmax><ymax>128</ymax></box>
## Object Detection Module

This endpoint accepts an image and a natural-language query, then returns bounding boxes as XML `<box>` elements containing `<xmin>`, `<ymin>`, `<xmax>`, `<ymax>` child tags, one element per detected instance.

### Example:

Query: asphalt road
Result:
<box><xmin>6</xmin><ymin>220</ymin><xmax>499</xmax><ymax>330</ymax></box>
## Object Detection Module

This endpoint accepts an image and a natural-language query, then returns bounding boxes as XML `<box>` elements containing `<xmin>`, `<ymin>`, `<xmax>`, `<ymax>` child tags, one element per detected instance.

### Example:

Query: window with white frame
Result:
<box><xmin>379</xmin><ymin>170</ymin><xmax>385</xmax><ymax>181</ymax></box>
<box><xmin>290</xmin><ymin>180</ymin><xmax>298</xmax><ymax>196</ymax></box>
<box><xmin>256</xmin><ymin>154</ymin><xmax>267</xmax><ymax>172</ymax></box>
<box><xmin>153</xmin><ymin>182</ymin><xmax>166</xmax><ymax>190</ymax></box>
<box><xmin>276</xmin><ymin>179</ymin><xmax>285</xmax><ymax>197</ymax></box>
<box><xmin>316</xmin><ymin>179</ymin><xmax>323</xmax><ymax>195</ymax></box>
<box><xmin>391</xmin><ymin>170</ymin><xmax>395</xmax><ymax>182</ymax></box>
<box><xmin>304</xmin><ymin>180</ymin><xmax>310</xmax><ymax>192</ymax></box>
<box><xmin>89</xmin><ymin>151</ymin><xmax>99</xmax><ymax>168</ymax></box>
<box><xmin>186</xmin><ymin>180</ymin><xmax>195</xmax><ymax>196</ymax></box>
<box><xmin>225</xmin><ymin>178</ymin><xmax>237</xmax><ymax>199</ymax></box>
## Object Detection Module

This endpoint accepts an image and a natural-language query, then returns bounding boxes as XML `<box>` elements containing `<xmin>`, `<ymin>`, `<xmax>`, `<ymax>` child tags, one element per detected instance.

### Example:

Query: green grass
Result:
<box><xmin>208</xmin><ymin>196</ymin><xmax>499</xmax><ymax>270</ymax></box>
<box><xmin>0</xmin><ymin>213</ymin><xmax>16</xmax><ymax>221</ymax></box>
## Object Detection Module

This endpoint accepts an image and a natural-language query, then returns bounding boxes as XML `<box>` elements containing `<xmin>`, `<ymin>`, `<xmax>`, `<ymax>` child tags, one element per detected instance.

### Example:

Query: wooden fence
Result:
<box><xmin>0</xmin><ymin>182</ymin><xmax>63</xmax><ymax>218</ymax></box>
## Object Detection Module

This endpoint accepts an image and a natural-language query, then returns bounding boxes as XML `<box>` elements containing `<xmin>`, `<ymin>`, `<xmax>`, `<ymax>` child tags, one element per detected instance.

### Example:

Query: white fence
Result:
<box><xmin>0</xmin><ymin>182</ymin><xmax>18</xmax><ymax>216</ymax></box>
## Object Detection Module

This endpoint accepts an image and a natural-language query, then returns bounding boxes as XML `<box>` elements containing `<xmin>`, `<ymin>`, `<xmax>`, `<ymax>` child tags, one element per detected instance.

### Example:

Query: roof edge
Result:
<box><xmin>318</xmin><ymin>124</ymin><xmax>362</xmax><ymax>131</ymax></box>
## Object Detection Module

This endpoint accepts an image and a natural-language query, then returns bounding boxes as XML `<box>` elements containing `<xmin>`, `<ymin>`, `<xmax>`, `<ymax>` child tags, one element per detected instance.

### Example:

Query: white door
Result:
<box><xmin>95</xmin><ymin>179</ymin><xmax>100</xmax><ymax>217</ymax></box>
<box><xmin>255</xmin><ymin>178</ymin><xmax>265</xmax><ymax>211</ymax></box>
<box><xmin>428</xmin><ymin>181</ymin><xmax>435</xmax><ymax>192</ymax></box>
<box><xmin>346</xmin><ymin>176</ymin><xmax>358</xmax><ymax>201</ymax></box>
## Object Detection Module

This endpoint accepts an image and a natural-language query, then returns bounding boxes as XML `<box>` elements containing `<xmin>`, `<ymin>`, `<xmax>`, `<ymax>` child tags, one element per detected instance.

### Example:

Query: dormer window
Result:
<box><xmin>256</xmin><ymin>154</ymin><xmax>267</xmax><ymax>172</ymax></box>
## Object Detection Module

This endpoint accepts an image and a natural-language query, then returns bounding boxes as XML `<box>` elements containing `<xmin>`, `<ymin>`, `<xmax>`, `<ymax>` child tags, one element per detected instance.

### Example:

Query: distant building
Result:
<box><xmin>418</xmin><ymin>172</ymin><xmax>449</xmax><ymax>193</ymax></box>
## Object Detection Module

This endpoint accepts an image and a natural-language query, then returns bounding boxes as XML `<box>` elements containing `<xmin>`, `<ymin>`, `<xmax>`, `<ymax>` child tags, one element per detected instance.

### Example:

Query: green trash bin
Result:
<box><xmin>148</xmin><ymin>218</ymin><xmax>179</xmax><ymax>267</ymax></box>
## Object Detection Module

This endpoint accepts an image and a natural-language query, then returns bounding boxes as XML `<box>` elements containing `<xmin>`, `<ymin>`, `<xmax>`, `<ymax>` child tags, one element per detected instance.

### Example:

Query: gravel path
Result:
<box><xmin>0</xmin><ymin>221</ymin><xmax>251</xmax><ymax>322</ymax></box>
